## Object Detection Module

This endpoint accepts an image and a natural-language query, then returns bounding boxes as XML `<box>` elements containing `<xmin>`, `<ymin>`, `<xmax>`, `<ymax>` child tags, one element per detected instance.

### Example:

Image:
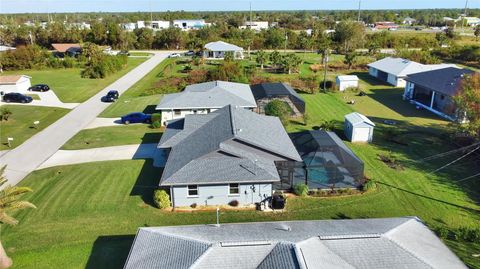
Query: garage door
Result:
<box><xmin>355</xmin><ymin>128</ymin><xmax>370</xmax><ymax>142</ymax></box>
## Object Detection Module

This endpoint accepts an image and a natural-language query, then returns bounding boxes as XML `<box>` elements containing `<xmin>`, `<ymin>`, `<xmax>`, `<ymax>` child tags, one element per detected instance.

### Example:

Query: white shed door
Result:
<box><xmin>355</xmin><ymin>127</ymin><xmax>370</xmax><ymax>142</ymax></box>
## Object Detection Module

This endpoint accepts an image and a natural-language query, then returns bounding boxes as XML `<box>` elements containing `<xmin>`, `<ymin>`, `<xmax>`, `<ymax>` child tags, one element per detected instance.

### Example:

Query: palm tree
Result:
<box><xmin>319</xmin><ymin>120</ymin><xmax>336</xmax><ymax>131</ymax></box>
<box><xmin>256</xmin><ymin>50</ymin><xmax>268</xmax><ymax>69</ymax></box>
<box><xmin>0</xmin><ymin>167</ymin><xmax>35</xmax><ymax>269</ymax></box>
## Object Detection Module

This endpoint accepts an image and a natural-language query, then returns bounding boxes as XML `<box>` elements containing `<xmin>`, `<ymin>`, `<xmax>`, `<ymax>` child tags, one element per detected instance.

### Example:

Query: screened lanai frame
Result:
<box><xmin>287</xmin><ymin>131</ymin><xmax>365</xmax><ymax>190</ymax></box>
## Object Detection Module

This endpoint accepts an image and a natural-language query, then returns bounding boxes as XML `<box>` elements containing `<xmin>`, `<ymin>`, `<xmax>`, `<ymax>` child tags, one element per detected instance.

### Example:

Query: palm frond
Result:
<box><xmin>0</xmin><ymin>212</ymin><xmax>18</xmax><ymax>226</ymax></box>
<box><xmin>4</xmin><ymin>201</ymin><xmax>36</xmax><ymax>210</ymax></box>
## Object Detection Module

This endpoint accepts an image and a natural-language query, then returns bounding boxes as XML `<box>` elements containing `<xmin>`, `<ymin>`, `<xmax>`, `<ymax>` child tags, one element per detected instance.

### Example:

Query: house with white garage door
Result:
<box><xmin>344</xmin><ymin>112</ymin><xmax>375</xmax><ymax>143</ymax></box>
<box><xmin>367</xmin><ymin>57</ymin><xmax>456</xmax><ymax>87</ymax></box>
<box><xmin>0</xmin><ymin>75</ymin><xmax>31</xmax><ymax>93</ymax></box>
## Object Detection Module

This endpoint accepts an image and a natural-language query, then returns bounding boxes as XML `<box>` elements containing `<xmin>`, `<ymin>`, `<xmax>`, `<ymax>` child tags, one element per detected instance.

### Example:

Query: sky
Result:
<box><xmin>0</xmin><ymin>0</ymin><xmax>479</xmax><ymax>14</ymax></box>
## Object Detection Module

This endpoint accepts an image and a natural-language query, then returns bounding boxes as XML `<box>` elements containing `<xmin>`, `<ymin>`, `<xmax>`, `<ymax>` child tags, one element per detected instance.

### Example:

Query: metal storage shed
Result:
<box><xmin>344</xmin><ymin>112</ymin><xmax>375</xmax><ymax>143</ymax></box>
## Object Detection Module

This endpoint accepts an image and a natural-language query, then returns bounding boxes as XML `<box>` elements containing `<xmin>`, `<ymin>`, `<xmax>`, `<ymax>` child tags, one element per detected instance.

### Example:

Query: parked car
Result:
<box><xmin>118</xmin><ymin>50</ymin><xmax>130</xmax><ymax>56</ymax></box>
<box><xmin>101</xmin><ymin>90</ymin><xmax>119</xmax><ymax>102</ymax></box>
<box><xmin>120</xmin><ymin>112</ymin><xmax>152</xmax><ymax>124</ymax></box>
<box><xmin>28</xmin><ymin>84</ymin><xmax>50</xmax><ymax>92</ymax></box>
<box><xmin>184</xmin><ymin>50</ymin><xmax>195</xmax><ymax>56</ymax></box>
<box><xmin>168</xmin><ymin>53</ymin><xmax>181</xmax><ymax>58</ymax></box>
<box><xmin>2</xmin><ymin>92</ymin><xmax>33</xmax><ymax>103</ymax></box>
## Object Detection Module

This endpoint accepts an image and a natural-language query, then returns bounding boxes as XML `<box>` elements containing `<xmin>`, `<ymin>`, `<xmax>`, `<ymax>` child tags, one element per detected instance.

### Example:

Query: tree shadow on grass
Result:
<box><xmin>142</xmin><ymin>105</ymin><xmax>157</xmax><ymax>114</ymax></box>
<box><xmin>85</xmin><ymin>235</ymin><xmax>135</xmax><ymax>269</ymax></box>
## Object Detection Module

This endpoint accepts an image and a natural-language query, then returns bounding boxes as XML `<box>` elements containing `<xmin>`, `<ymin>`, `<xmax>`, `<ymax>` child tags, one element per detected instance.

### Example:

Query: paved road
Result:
<box><xmin>37</xmin><ymin>143</ymin><xmax>160</xmax><ymax>169</ymax></box>
<box><xmin>0</xmin><ymin>51</ymin><xmax>172</xmax><ymax>186</ymax></box>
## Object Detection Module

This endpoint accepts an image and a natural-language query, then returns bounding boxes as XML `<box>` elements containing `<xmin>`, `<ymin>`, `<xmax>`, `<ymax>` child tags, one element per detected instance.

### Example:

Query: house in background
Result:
<box><xmin>0</xmin><ymin>75</ymin><xmax>32</xmax><ymax>93</ymax></box>
<box><xmin>156</xmin><ymin>81</ymin><xmax>257</xmax><ymax>126</ymax></box>
<box><xmin>404</xmin><ymin>67</ymin><xmax>475</xmax><ymax>122</ymax></box>
<box><xmin>344</xmin><ymin>112</ymin><xmax>375</xmax><ymax>143</ymax></box>
<box><xmin>374</xmin><ymin>21</ymin><xmax>399</xmax><ymax>30</ymax></box>
<box><xmin>250</xmin><ymin>82</ymin><xmax>305</xmax><ymax>116</ymax></box>
<box><xmin>157</xmin><ymin>105</ymin><xmax>301</xmax><ymax>207</ymax></box>
<box><xmin>239</xmin><ymin>21</ymin><xmax>269</xmax><ymax>31</ymax></box>
<box><xmin>121</xmin><ymin>22</ymin><xmax>137</xmax><ymax>31</ymax></box>
<box><xmin>149</xmin><ymin>20</ymin><xmax>170</xmax><ymax>30</ymax></box>
<box><xmin>173</xmin><ymin>19</ymin><xmax>207</xmax><ymax>30</ymax></box>
<box><xmin>336</xmin><ymin>75</ymin><xmax>359</xmax><ymax>91</ymax></box>
<box><xmin>290</xmin><ymin>130</ymin><xmax>364</xmax><ymax>190</ymax></box>
<box><xmin>124</xmin><ymin>217</ymin><xmax>467</xmax><ymax>269</ymax></box>
<box><xmin>367</xmin><ymin>57</ymin><xmax>457</xmax><ymax>87</ymax></box>
<box><xmin>403</xmin><ymin>17</ymin><xmax>417</xmax><ymax>25</ymax></box>
<box><xmin>51</xmin><ymin>43</ymin><xmax>82</xmax><ymax>57</ymax></box>
<box><xmin>203</xmin><ymin>41</ymin><xmax>244</xmax><ymax>60</ymax></box>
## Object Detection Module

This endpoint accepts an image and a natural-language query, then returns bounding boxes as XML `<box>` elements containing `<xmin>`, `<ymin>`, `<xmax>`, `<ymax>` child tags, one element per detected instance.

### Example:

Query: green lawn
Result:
<box><xmin>61</xmin><ymin>125</ymin><xmax>162</xmax><ymax>150</ymax></box>
<box><xmin>3</xmin><ymin>58</ymin><xmax>146</xmax><ymax>103</ymax></box>
<box><xmin>0</xmin><ymin>105</ymin><xmax>70</xmax><ymax>150</ymax></box>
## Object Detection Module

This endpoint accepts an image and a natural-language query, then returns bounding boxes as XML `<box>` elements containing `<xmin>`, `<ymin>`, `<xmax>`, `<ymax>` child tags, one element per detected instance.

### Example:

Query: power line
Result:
<box><xmin>429</xmin><ymin>146</ymin><xmax>480</xmax><ymax>174</ymax></box>
<box><xmin>454</xmin><ymin>172</ymin><xmax>480</xmax><ymax>184</ymax></box>
<box><xmin>415</xmin><ymin>142</ymin><xmax>480</xmax><ymax>163</ymax></box>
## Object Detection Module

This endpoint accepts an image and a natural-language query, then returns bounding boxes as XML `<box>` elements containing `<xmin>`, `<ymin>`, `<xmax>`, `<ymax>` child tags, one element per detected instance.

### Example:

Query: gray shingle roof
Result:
<box><xmin>367</xmin><ymin>57</ymin><xmax>457</xmax><ymax>77</ymax></box>
<box><xmin>204</xmin><ymin>41</ymin><xmax>244</xmax><ymax>52</ymax></box>
<box><xmin>159</xmin><ymin>105</ymin><xmax>301</xmax><ymax>186</ymax></box>
<box><xmin>124</xmin><ymin>217</ymin><xmax>467</xmax><ymax>269</ymax></box>
<box><xmin>156</xmin><ymin>81</ymin><xmax>257</xmax><ymax>110</ymax></box>
<box><xmin>405</xmin><ymin>67</ymin><xmax>475</xmax><ymax>97</ymax></box>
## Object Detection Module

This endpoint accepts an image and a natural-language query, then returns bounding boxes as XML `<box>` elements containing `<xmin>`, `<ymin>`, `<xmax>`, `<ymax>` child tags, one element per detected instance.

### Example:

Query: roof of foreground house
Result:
<box><xmin>158</xmin><ymin>105</ymin><xmax>301</xmax><ymax>186</ymax></box>
<box><xmin>367</xmin><ymin>57</ymin><xmax>457</xmax><ymax>78</ymax></box>
<box><xmin>405</xmin><ymin>67</ymin><xmax>476</xmax><ymax>97</ymax></box>
<box><xmin>156</xmin><ymin>81</ymin><xmax>256</xmax><ymax>110</ymax></box>
<box><xmin>204</xmin><ymin>41</ymin><xmax>244</xmax><ymax>52</ymax></box>
<box><xmin>124</xmin><ymin>217</ymin><xmax>467</xmax><ymax>269</ymax></box>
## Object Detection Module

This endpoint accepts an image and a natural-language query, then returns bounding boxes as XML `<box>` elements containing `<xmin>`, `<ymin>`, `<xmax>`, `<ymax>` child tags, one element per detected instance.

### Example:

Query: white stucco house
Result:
<box><xmin>336</xmin><ymin>75</ymin><xmax>359</xmax><ymax>91</ymax></box>
<box><xmin>0</xmin><ymin>75</ymin><xmax>32</xmax><ymax>93</ymax></box>
<box><xmin>156</xmin><ymin>81</ymin><xmax>257</xmax><ymax>126</ymax></box>
<box><xmin>158</xmin><ymin>105</ymin><xmax>301</xmax><ymax>208</ymax></box>
<box><xmin>173</xmin><ymin>19</ymin><xmax>207</xmax><ymax>30</ymax></box>
<box><xmin>239</xmin><ymin>21</ymin><xmax>269</xmax><ymax>31</ymax></box>
<box><xmin>203</xmin><ymin>41</ymin><xmax>244</xmax><ymax>60</ymax></box>
<box><xmin>149</xmin><ymin>20</ymin><xmax>170</xmax><ymax>30</ymax></box>
<box><xmin>344</xmin><ymin>112</ymin><xmax>375</xmax><ymax>143</ymax></box>
<box><xmin>367</xmin><ymin>57</ymin><xmax>456</xmax><ymax>87</ymax></box>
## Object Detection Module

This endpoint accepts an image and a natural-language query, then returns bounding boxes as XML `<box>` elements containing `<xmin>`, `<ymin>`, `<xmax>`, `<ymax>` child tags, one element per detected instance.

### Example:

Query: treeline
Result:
<box><xmin>1</xmin><ymin>9</ymin><xmax>479</xmax><ymax>28</ymax></box>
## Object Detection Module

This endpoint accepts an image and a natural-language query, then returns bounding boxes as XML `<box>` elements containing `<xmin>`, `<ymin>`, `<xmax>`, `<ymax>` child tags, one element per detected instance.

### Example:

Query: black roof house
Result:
<box><xmin>251</xmin><ymin>82</ymin><xmax>306</xmax><ymax>114</ymax></box>
<box><xmin>405</xmin><ymin>67</ymin><xmax>474</xmax><ymax>96</ymax></box>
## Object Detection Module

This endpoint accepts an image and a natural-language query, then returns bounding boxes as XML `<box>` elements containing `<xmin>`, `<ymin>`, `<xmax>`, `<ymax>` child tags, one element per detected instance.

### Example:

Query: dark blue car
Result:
<box><xmin>120</xmin><ymin>112</ymin><xmax>152</xmax><ymax>124</ymax></box>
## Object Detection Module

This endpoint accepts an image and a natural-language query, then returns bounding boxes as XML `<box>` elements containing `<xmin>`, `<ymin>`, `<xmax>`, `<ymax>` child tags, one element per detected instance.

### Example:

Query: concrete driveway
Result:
<box><xmin>0</xmin><ymin>51</ymin><xmax>173</xmax><ymax>186</ymax></box>
<box><xmin>0</xmin><ymin>90</ymin><xmax>79</xmax><ymax>109</ymax></box>
<box><xmin>37</xmin><ymin>143</ymin><xmax>160</xmax><ymax>169</ymax></box>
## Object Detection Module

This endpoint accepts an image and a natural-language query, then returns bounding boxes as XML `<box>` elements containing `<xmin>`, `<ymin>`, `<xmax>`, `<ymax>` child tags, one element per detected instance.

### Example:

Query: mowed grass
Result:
<box><xmin>0</xmin><ymin>105</ymin><xmax>69</xmax><ymax>150</ymax></box>
<box><xmin>61</xmin><ymin>125</ymin><xmax>162</xmax><ymax>150</ymax></box>
<box><xmin>3</xmin><ymin>57</ymin><xmax>146</xmax><ymax>103</ymax></box>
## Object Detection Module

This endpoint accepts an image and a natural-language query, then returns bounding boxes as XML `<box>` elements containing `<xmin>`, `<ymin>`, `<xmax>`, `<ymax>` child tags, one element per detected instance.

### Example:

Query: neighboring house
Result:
<box><xmin>462</xmin><ymin>16</ymin><xmax>480</xmax><ymax>27</ymax></box>
<box><xmin>67</xmin><ymin>22</ymin><xmax>91</xmax><ymax>30</ymax></box>
<box><xmin>367</xmin><ymin>57</ymin><xmax>457</xmax><ymax>87</ymax></box>
<box><xmin>290</xmin><ymin>130</ymin><xmax>364</xmax><ymax>189</ymax></box>
<box><xmin>336</xmin><ymin>75</ymin><xmax>359</xmax><ymax>91</ymax></box>
<box><xmin>136</xmin><ymin>21</ymin><xmax>146</xmax><ymax>29</ymax></box>
<box><xmin>121</xmin><ymin>22</ymin><xmax>137</xmax><ymax>31</ymax></box>
<box><xmin>124</xmin><ymin>217</ymin><xmax>467</xmax><ymax>269</ymax></box>
<box><xmin>344</xmin><ymin>112</ymin><xmax>375</xmax><ymax>143</ymax></box>
<box><xmin>0</xmin><ymin>75</ymin><xmax>32</xmax><ymax>94</ymax></box>
<box><xmin>250</xmin><ymin>82</ymin><xmax>305</xmax><ymax>116</ymax></box>
<box><xmin>374</xmin><ymin>21</ymin><xmax>399</xmax><ymax>30</ymax></box>
<box><xmin>157</xmin><ymin>105</ymin><xmax>302</xmax><ymax>207</ymax></box>
<box><xmin>239</xmin><ymin>21</ymin><xmax>269</xmax><ymax>31</ymax></box>
<box><xmin>173</xmin><ymin>19</ymin><xmax>207</xmax><ymax>30</ymax></box>
<box><xmin>404</xmin><ymin>67</ymin><xmax>475</xmax><ymax>122</ymax></box>
<box><xmin>52</xmin><ymin>43</ymin><xmax>82</xmax><ymax>57</ymax></box>
<box><xmin>203</xmin><ymin>41</ymin><xmax>244</xmax><ymax>59</ymax></box>
<box><xmin>149</xmin><ymin>20</ymin><xmax>170</xmax><ymax>30</ymax></box>
<box><xmin>156</xmin><ymin>81</ymin><xmax>257</xmax><ymax>126</ymax></box>
<box><xmin>403</xmin><ymin>17</ymin><xmax>416</xmax><ymax>25</ymax></box>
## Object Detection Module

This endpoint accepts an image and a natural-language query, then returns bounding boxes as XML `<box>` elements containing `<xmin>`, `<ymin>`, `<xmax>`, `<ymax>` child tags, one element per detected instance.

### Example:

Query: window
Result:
<box><xmin>229</xmin><ymin>183</ymin><xmax>239</xmax><ymax>195</ymax></box>
<box><xmin>174</xmin><ymin>109</ymin><xmax>181</xmax><ymax>115</ymax></box>
<box><xmin>188</xmin><ymin>185</ymin><xmax>198</xmax><ymax>196</ymax></box>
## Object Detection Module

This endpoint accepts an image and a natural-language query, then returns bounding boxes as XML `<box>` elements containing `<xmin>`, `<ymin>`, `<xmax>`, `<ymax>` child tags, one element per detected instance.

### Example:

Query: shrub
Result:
<box><xmin>187</xmin><ymin>69</ymin><xmax>208</xmax><ymax>84</ymax></box>
<box><xmin>190</xmin><ymin>203</ymin><xmax>197</xmax><ymax>209</ymax></box>
<box><xmin>362</xmin><ymin>180</ymin><xmax>376</xmax><ymax>191</ymax></box>
<box><xmin>293</xmin><ymin>183</ymin><xmax>309</xmax><ymax>197</ymax></box>
<box><xmin>228</xmin><ymin>200</ymin><xmax>239</xmax><ymax>207</ymax></box>
<box><xmin>153</xmin><ymin>189</ymin><xmax>170</xmax><ymax>209</ymax></box>
<box><xmin>151</xmin><ymin>113</ymin><xmax>161</xmax><ymax>123</ymax></box>
<box><xmin>265</xmin><ymin>99</ymin><xmax>292</xmax><ymax>126</ymax></box>
<box><xmin>183</xmin><ymin>64</ymin><xmax>193</xmax><ymax>72</ymax></box>
<box><xmin>320</xmin><ymin>80</ymin><xmax>336</xmax><ymax>91</ymax></box>
<box><xmin>1</xmin><ymin>108</ymin><xmax>12</xmax><ymax>121</ymax></box>
<box><xmin>151</xmin><ymin>121</ymin><xmax>161</xmax><ymax>129</ymax></box>
<box><xmin>309</xmin><ymin>64</ymin><xmax>323</xmax><ymax>73</ymax></box>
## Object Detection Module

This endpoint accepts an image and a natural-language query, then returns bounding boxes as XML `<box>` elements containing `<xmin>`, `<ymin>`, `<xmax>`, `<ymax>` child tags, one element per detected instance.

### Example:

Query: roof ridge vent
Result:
<box><xmin>319</xmin><ymin>233</ymin><xmax>381</xmax><ymax>240</ymax></box>
<box><xmin>220</xmin><ymin>241</ymin><xmax>272</xmax><ymax>247</ymax></box>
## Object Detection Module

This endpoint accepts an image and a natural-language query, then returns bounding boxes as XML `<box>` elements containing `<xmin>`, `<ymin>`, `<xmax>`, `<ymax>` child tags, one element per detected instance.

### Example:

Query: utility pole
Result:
<box><xmin>462</xmin><ymin>0</ymin><xmax>468</xmax><ymax>34</ymax></box>
<box><xmin>357</xmin><ymin>0</ymin><xmax>362</xmax><ymax>22</ymax></box>
<box><xmin>323</xmin><ymin>49</ymin><xmax>329</xmax><ymax>92</ymax></box>
<box><xmin>284</xmin><ymin>28</ymin><xmax>288</xmax><ymax>53</ymax></box>
<box><xmin>149</xmin><ymin>0</ymin><xmax>153</xmax><ymax>22</ymax></box>
<box><xmin>248</xmin><ymin>1</ymin><xmax>252</xmax><ymax>58</ymax></box>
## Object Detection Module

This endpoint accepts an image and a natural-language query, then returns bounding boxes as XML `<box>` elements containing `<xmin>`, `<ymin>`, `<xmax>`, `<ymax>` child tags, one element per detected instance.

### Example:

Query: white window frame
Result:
<box><xmin>228</xmin><ymin>183</ymin><xmax>240</xmax><ymax>196</ymax></box>
<box><xmin>187</xmin><ymin>185</ymin><xmax>198</xmax><ymax>197</ymax></box>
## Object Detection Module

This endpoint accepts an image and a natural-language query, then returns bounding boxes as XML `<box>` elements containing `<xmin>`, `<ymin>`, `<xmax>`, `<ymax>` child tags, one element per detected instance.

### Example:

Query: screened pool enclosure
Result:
<box><xmin>286</xmin><ymin>130</ymin><xmax>365</xmax><ymax>189</ymax></box>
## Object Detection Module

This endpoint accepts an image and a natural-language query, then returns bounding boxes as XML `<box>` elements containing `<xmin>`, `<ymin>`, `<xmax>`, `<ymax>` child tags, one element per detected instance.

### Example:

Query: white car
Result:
<box><xmin>168</xmin><ymin>53</ymin><xmax>181</xmax><ymax>58</ymax></box>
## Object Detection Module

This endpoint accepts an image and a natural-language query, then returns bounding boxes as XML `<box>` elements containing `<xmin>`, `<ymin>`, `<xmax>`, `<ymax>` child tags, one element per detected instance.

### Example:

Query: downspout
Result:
<box><xmin>430</xmin><ymin>91</ymin><xmax>436</xmax><ymax>108</ymax></box>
